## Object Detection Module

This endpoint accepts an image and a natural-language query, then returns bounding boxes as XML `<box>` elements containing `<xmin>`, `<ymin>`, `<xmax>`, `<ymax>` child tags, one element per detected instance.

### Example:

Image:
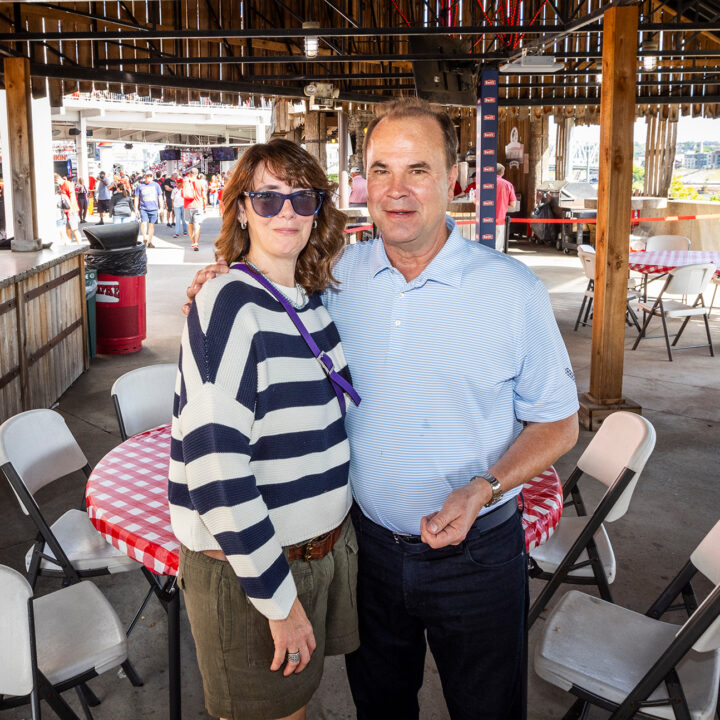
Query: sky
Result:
<box><xmin>565</xmin><ymin>117</ymin><xmax>720</xmax><ymax>146</ymax></box>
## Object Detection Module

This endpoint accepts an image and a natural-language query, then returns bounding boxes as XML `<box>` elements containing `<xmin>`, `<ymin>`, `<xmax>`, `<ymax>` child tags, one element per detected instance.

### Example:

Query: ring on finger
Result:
<box><xmin>286</xmin><ymin>650</ymin><xmax>301</xmax><ymax>664</ymax></box>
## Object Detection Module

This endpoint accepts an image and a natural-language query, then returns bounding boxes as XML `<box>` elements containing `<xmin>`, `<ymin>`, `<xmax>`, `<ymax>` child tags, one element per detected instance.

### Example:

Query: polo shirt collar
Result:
<box><xmin>369</xmin><ymin>215</ymin><xmax>466</xmax><ymax>288</ymax></box>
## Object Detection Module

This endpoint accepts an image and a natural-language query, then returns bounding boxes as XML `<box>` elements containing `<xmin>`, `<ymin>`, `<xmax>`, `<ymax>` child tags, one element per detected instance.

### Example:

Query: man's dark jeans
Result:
<box><xmin>346</xmin><ymin>504</ymin><xmax>528</xmax><ymax>720</ymax></box>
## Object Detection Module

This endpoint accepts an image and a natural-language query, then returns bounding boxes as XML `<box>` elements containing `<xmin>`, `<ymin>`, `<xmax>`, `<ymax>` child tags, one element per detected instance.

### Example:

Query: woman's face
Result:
<box><xmin>239</xmin><ymin>163</ymin><xmax>316</xmax><ymax>268</ymax></box>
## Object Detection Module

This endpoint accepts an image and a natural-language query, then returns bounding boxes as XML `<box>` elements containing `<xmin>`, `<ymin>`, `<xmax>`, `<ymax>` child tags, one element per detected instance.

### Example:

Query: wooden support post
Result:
<box><xmin>579</xmin><ymin>4</ymin><xmax>642</xmax><ymax>430</ymax></box>
<box><xmin>305</xmin><ymin>110</ymin><xmax>326</xmax><ymax>169</ymax></box>
<box><xmin>338</xmin><ymin>109</ymin><xmax>349</xmax><ymax>209</ymax></box>
<box><xmin>4</xmin><ymin>57</ymin><xmax>40</xmax><ymax>252</ymax></box>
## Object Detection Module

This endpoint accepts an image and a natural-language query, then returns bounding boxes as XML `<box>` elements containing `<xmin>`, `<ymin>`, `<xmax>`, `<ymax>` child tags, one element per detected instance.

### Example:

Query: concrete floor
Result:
<box><xmin>1</xmin><ymin>217</ymin><xmax>718</xmax><ymax>720</ymax></box>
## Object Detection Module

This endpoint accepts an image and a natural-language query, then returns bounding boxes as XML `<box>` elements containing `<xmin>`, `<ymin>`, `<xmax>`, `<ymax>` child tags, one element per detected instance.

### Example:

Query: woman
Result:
<box><xmin>169</xmin><ymin>138</ymin><xmax>359</xmax><ymax>720</ymax></box>
<box><xmin>109</xmin><ymin>181</ymin><xmax>135</xmax><ymax>223</ymax></box>
<box><xmin>75</xmin><ymin>177</ymin><xmax>89</xmax><ymax>223</ymax></box>
<box><xmin>208</xmin><ymin>173</ymin><xmax>219</xmax><ymax>207</ymax></box>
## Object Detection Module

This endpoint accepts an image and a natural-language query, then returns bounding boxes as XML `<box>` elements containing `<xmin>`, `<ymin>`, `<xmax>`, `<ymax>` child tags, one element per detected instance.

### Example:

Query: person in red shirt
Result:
<box><xmin>182</xmin><ymin>167</ymin><xmax>205</xmax><ymax>251</ymax></box>
<box><xmin>55</xmin><ymin>173</ymin><xmax>82</xmax><ymax>244</ymax></box>
<box><xmin>495</xmin><ymin>163</ymin><xmax>517</xmax><ymax>252</ymax></box>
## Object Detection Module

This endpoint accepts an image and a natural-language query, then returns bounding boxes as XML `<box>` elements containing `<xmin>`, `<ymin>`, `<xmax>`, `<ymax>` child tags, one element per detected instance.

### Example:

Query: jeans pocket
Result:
<box><xmin>463</xmin><ymin>516</ymin><xmax>525</xmax><ymax>569</ymax></box>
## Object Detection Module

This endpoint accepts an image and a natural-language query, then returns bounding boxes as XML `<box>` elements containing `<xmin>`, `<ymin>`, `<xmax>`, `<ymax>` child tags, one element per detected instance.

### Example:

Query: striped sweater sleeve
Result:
<box><xmin>177</xmin><ymin>279</ymin><xmax>296</xmax><ymax>620</ymax></box>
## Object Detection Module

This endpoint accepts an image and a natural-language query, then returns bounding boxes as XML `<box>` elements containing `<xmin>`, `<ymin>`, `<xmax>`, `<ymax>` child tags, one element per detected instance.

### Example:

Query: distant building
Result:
<box><xmin>711</xmin><ymin>150</ymin><xmax>720</xmax><ymax>169</ymax></box>
<box><xmin>684</xmin><ymin>152</ymin><xmax>709</xmax><ymax>169</ymax></box>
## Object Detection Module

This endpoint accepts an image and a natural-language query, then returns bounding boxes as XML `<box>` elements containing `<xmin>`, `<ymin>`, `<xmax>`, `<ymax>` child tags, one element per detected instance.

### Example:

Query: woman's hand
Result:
<box><xmin>182</xmin><ymin>259</ymin><xmax>230</xmax><ymax>315</ymax></box>
<box><xmin>267</xmin><ymin>597</ymin><xmax>316</xmax><ymax>676</ymax></box>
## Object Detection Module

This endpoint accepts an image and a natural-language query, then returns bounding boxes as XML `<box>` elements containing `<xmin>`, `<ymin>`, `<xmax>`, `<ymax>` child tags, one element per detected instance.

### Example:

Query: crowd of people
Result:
<box><xmin>53</xmin><ymin>167</ymin><xmax>229</xmax><ymax>249</ymax></box>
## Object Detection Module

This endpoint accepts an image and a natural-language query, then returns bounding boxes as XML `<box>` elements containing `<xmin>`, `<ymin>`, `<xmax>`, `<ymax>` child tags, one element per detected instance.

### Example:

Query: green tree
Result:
<box><xmin>632</xmin><ymin>164</ymin><xmax>645</xmax><ymax>193</ymax></box>
<box><xmin>669</xmin><ymin>174</ymin><xmax>700</xmax><ymax>200</ymax></box>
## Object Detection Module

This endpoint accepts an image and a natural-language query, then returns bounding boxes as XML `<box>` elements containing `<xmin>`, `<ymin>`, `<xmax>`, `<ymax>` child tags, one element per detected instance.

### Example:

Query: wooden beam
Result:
<box><xmin>581</xmin><ymin>4</ymin><xmax>640</xmax><ymax>427</ymax></box>
<box><xmin>4</xmin><ymin>57</ymin><xmax>40</xmax><ymax>251</ymax></box>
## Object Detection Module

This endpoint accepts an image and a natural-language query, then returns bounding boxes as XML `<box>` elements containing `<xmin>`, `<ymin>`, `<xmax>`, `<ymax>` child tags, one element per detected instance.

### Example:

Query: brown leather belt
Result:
<box><xmin>287</xmin><ymin>524</ymin><xmax>343</xmax><ymax>562</ymax></box>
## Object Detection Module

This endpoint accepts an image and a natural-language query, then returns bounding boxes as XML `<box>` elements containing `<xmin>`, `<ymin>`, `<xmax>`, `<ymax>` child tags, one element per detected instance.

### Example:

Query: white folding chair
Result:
<box><xmin>645</xmin><ymin>235</ymin><xmax>692</xmax><ymax>251</ymax></box>
<box><xmin>0</xmin><ymin>410</ymin><xmax>142</xmax><ymax>587</ymax></box>
<box><xmin>0</xmin><ymin>565</ymin><xmax>132</xmax><ymax>720</ymax></box>
<box><xmin>632</xmin><ymin>263</ymin><xmax>716</xmax><ymax>361</ymax></box>
<box><xmin>573</xmin><ymin>245</ymin><xmax>641</xmax><ymax>332</ymax></box>
<box><xmin>709</xmin><ymin>276</ymin><xmax>720</xmax><ymax>315</ymax></box>
<box><xmin>529</xmin><ymin>412</ymin><xmax>656</xmax><ymax>627</ymax></box>
<box><xmin>534</xmin><ymin>519</ymin><xmax>720</xmax><ymax>720</ymax></box>
<box><xmin>111</xmin><ymin>364</ymin><xmax>177</xmax><ymax>440</ymax></box>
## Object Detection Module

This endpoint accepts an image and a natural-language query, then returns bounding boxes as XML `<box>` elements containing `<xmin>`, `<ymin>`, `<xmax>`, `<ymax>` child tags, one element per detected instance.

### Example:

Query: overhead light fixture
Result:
<box><xmin>643</xmin><ymin>41</ymin><xmax>658</xmax><ymax>71</ymax></box>
<box><xmin>303</xmin><ymin>21</ymin><xmax>320</xmax><ymax>58</ymax></box>
<box><xmin>499</xmin><ymin>53</ymin><xmax>564</xmax><ymax>74</ymax></box>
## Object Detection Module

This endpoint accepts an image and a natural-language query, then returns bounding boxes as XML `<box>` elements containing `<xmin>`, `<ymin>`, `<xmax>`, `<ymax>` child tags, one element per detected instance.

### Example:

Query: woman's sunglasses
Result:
<box><xmin>241</xmin><ymin>189</ymin><xmax>325</xmax><ymax>218</ymax></box>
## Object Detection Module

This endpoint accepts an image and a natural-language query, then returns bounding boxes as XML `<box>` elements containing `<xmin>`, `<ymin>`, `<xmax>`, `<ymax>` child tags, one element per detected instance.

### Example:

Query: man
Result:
<box><xmin>348</xmin><ymin>166</ymin><xmax>368</xmax><ymax>205</ymax></box>
<box><xmin>95</xmin><ymin>171</ymin><xmax>112</xmax><ymax>224</ymax></box>
<box><xmin>185</xmin><ymin>98</ymin><xmax>578</xmax><ymax>719</ymax></box>
<box><xmin>495</xmin><ymin>162</ymin><xmax>517</xmax><ymax>252</ymax></box>
<box><xmin>182</xmin><ymin>167</ymin><xmax>205</xmax><ymax>251</ymax></box>
<box><xmin>134</xmin><ymin>171</ymin><xmax>164</xmax><ymax>248</ymax></box>
<box><xmin>163</xmin><ymin>172</ymin><xmax>178</xmax><ymax>227</ymax></box>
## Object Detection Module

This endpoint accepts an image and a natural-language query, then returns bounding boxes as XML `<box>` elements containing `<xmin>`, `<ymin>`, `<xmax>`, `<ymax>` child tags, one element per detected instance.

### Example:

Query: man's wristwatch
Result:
<box><xmin>471</xmin><ymin>473</ymin><xmax>504</xmax><ymax>508</ymax></box>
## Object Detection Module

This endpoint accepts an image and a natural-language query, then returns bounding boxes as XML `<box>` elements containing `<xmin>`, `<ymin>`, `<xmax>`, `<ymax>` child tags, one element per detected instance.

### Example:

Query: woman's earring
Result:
<box><xmin>313</xmin><ymin>219</ymin><xmax>318</xmax><ymax>229</ymax></box>
<box><xmin>240</xmin><ymin>219</ymin><xmax>247</xmax><ymax>230</ymax></box>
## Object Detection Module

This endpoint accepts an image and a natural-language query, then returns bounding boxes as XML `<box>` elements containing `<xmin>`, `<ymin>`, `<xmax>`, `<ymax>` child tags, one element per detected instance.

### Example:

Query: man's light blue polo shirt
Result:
<box><xmin>323</xmin><ymin>217</ymin><xmax>579</xmax><ymax>535</ymax></box>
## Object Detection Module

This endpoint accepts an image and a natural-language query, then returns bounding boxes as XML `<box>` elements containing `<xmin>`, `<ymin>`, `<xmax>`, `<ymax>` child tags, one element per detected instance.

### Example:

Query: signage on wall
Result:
<box><xmin>505</xmin><ymin>127</ymin><xmax>524</xmax><ymax>170</ymax></box>
<box><xmin>475</xmin><ymin>70</ymin><xmax>498</xmax><ymax>250</ymax></box>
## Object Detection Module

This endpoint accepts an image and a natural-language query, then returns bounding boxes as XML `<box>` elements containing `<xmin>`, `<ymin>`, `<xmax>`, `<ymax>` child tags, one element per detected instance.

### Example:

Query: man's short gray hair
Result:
<box><xmin>496</xmin><ymin>163</ymin><xmax>505</xmax><ymax>176</ymax></box>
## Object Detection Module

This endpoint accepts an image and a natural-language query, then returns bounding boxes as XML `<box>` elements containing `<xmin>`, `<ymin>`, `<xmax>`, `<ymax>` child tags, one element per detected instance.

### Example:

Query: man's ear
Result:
<box><xmin>447</xmin><ymin>163</ymin><xmax>459</xmax><ymax>201</ymax></box>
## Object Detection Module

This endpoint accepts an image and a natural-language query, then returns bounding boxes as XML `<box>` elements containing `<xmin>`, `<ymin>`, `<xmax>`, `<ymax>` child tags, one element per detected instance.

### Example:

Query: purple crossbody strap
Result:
<box><xmin>231</xmin><ymin>263</ymin><xmax>361</xmax><ymax>416</ymax></box>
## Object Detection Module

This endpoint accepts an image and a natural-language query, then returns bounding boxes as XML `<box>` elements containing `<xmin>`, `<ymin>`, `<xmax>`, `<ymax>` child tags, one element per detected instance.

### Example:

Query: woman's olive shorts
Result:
<box><xmin>178</xmin><ymin>515</ymin><xmax>359</xmax><ymax>720</ymax></box>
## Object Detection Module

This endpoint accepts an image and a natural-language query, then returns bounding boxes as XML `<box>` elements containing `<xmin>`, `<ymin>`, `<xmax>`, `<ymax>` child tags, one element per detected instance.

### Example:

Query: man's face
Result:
<box><xmin>143</xmin><ymin>175</ymin><xmax>152</xmax><ymax>184</ymax></box>
<box><xmin>366</xmin><ymin>116</ymin><xmax>457</xmax><ymax>255</ymax></box>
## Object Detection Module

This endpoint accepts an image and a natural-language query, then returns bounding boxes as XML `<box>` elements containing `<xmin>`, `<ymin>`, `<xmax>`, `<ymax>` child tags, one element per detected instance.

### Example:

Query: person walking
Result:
<box><xmin>134</xmin><ymin>171</ymin><xmax>164</xmax><ymax>248</ymax></box>
<box><xmin>55</xmin><ymin>173</ymin><xmax>82</xmax><ymax>244</ymax></box>
<box><xmin>182</xmin><ymin>167</ymin><xmax>205</xmax><ymax>251</ymax></box>
<box><xmin>109</xmin><ymin>182</ymin><xmax>136</xmax><ymax>223</ymax></box>
<box><xmin>75</xmin><ymin>178</ymin><xmax>89</xmax><ymax>223</ymax></box>
<box><xmin>95</xmin><ymin>171</ymin><xmax>112</xmax><ymax>224</ymax></box>
<box><xmin>171</xmin><ymin>182</ymin><xmax>187</xmax><ymax>239</ymax></box>
<box><xmin>163</xmin><ymin>172</ymin><xmax>178</xmax><ymax>227</ymax></box>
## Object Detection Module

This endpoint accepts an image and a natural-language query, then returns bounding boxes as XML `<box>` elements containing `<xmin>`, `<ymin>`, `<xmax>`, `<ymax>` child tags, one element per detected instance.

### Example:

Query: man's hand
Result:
<box><xmin>182</xmin><ymin>259</ymin><xmax>230</xmax><ymax>315</ymax></box>
<box><xmin>420</xmin><ymin>480</ymin><xmax>490</xmax><ymax>549</ymax></box>
<box><xmin>267</xmin><ymin>597</ymin><xmax>317</xmax><ymax>676</ymax></box>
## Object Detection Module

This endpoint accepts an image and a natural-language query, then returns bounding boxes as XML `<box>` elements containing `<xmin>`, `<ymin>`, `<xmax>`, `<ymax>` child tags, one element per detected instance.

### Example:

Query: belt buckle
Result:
<box><xmin>303</xmin><ymin>531</ymin><xmax>330</xmax><ymax>561</ymax></box>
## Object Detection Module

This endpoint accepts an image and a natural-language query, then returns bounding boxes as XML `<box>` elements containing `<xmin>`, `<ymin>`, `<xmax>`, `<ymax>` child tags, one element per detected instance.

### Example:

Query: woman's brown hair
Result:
<box><xmin>215</xmin><ymin>138</ymin><xmax>346</xmax><ymax>295</ymax></box>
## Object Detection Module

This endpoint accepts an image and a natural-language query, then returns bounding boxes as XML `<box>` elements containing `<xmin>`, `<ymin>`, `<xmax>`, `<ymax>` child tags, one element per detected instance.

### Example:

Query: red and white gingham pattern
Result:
<box><xmin>86</xmin><ymin>425</ymin><xmax>179</xmax><ymax>576</ymax></box>
<box><xmin>629</xmin><ymin>250</ymin><xmax>720</xmax><ymax>276</ymax></box>
<box><xmin>86</xmin><ymin>425</ymin><xmax>563</xmax><ymax>573</ymax></box>
<box><xmin>520</xmin><ymin>468</ymin><xmax>563</xmax><ymax>552</ymax></box>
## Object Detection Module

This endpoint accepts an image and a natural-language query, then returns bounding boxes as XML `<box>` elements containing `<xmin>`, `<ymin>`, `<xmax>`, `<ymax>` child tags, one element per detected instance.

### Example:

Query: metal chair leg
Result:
<box><xmin>78</xmin><ymin>682</ymin><xmax>100</xmax><ymax>706</ymax></box>
<box><xmin>74</xmin><ymin>686</ymin><xmax>95</xmax><ymax>720</ymax></box>
<box><xmin>121</xmin><ymin>659</ymin><xmax>145</xmax><ymax>687</ymax></box>
<box><xmin>704</xmin><ymin>314</ymin><xmax>715</xmax><ymax>357</ymax></box>
<box><xmin>660</xmin><ymin>312</ymin><xmax>673</xmax><ymax>361</ymax></box>
<box><xmin>574</xmin><ymin>296</ymin><xmax>588</xmax><ymax>331</ymax></box>
<box><xmin>562</xmin><ymin>698</ymin><xmax>590</xmax><ymax>720</ymax></box>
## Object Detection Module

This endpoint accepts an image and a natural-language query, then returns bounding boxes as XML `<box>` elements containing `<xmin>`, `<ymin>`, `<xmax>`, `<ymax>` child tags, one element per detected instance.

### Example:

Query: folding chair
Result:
<box><xmin>632</xmin><ymin>263</ymin><xmax>716</xmax><ymax>362</ymax></box>
<box><xmin>645</xmin><ymin>235</ymin><xmax>691</xmax><ymax>252</ymax></box>
<box><xmin>574</xmin><ymin>245</ymin><xmax>641</xmax><ymax>333</ymax></box>
<box><xmin>0</xmin><ymin>410</ymin><xmax>152</xmax><ymax>655</ymax></box>
<box><xmin>111</xmin><ymin>364</ymin><xmax>177</xmax><ymax>440</ymax></box>
<box><xmin>528</xmin><ymin>411</ymin><xmax>656</xmax><ymax>627</ymax></box>
<box><xmin>0</xmin><ymin>565</ymin><xmax>135</xmax><ymax>720</ymax></box>
<box><xmin>534</xmin><ymin>519</ymin><xmax>720</xmax><ymax>720</ymax></box>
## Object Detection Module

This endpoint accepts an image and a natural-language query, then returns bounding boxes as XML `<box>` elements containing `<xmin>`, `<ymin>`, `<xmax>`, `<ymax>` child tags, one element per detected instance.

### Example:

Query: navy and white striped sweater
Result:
<box><xmin>169</xmin><ymin>269</ymin><xmax>352</xmax><ymax>620</ymax></box>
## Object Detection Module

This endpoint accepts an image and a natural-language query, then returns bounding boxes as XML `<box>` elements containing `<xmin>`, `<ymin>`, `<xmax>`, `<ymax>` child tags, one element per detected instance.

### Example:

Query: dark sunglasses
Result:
<box><xmin>241</xmin><ymin>189</ymin><xmax>325</xmax><ymax>218</ymax></box>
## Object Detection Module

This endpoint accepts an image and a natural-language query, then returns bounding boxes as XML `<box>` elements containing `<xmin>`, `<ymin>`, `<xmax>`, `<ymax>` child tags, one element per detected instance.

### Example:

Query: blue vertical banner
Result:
<box><xmin>475</xmin><ymin>69</ymin><xmax>498</xmax><ymax>249</ymax></box>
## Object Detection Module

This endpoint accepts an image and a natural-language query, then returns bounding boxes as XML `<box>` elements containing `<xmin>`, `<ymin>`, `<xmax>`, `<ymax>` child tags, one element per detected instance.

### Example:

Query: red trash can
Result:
<box><xmin>84</xmin><ymin>224</ymin><xmax>147</xmax><ymax>355</ymax></box>
<box><xmin>95</xmin><ymin>274</ymin><xmax>147</xmax><ymax>354</ymax></box>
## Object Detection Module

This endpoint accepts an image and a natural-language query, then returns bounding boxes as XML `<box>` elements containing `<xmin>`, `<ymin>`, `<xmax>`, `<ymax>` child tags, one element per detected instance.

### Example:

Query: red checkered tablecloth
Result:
<box><xmin>86</xmin><ymin>425</ymin><xmax>179</xmax><ymax>576</ymax></box>
<box><xmin>628</xmin><ymin>250</ymin><xmax>720</xmax><ymax>275</ymax></box>
<box><xmin>86</xmin><ymin>425</ymin><xmax>563</xmax><ymax>573</ymax></box>
<box><xmin>520</xmin><ymin>468</ymin><xmax>563</xmax><ymax>552</ymax></box>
